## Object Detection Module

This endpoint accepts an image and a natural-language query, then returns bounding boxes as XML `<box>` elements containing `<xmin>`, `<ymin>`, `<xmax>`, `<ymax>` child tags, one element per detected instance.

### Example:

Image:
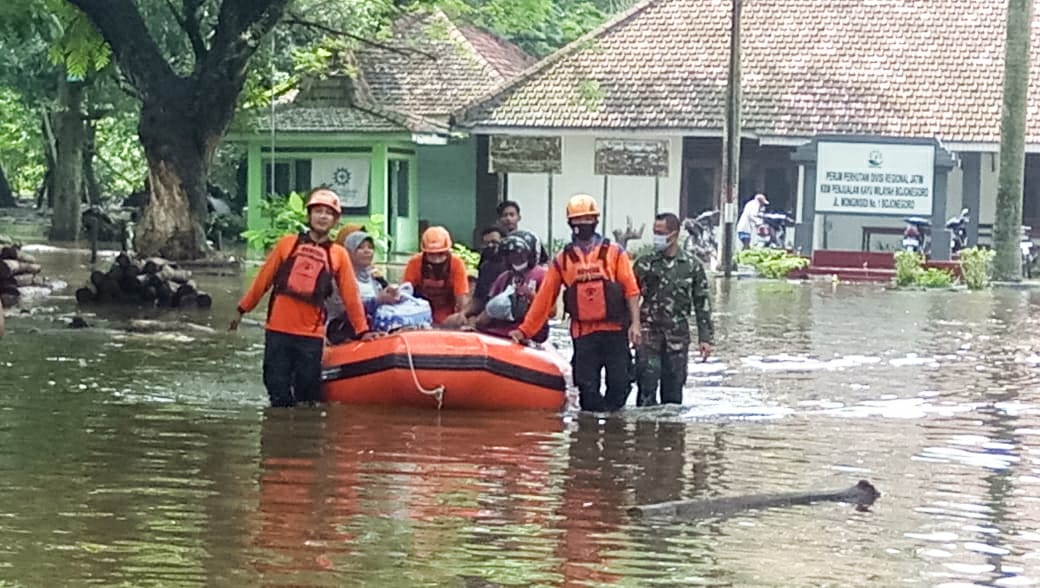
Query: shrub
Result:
<box><xmin>914</xmin><ymin>267</ymin><xmax>954</xmax><ymax>288</ymax></box>
<box><xmin>735</xmin><ymin>249</ymin><xmax>808</xmax><ymax>279</ymax></box>
<box><xmin>452</xmin><ymin>242</ymin><xmax>480</xmax><ymax>273</ymax></box>
<box><xmin>894</xmin><ymin>250</ymin><xmax>924</xmax><ymax>287</ymax></box>
<box><xmin>958</xmin><ymin>246</ymin><xmax>995</xmax><ymax>290</ymax></box>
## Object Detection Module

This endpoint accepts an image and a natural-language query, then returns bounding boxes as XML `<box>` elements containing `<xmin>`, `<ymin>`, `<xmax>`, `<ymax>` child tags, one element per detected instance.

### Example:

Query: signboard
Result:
<box><xmin>814</xmin><ymin>142</ymin><xmax>934</xmax><ymax>216</ymax></box>
<box><xmin>594</xmin><ymin>139</ymin><xmax>669</xmax><ymax>177</ymax></box>
<box><xmin>311</xmin><ymin>158</ymin><xmax>371</xmax><ymax>208</ymax></box>
<box><xmin>489</xmin><ymin>136</ymin><xmax>562</xmax><ymax>174</ymax></box>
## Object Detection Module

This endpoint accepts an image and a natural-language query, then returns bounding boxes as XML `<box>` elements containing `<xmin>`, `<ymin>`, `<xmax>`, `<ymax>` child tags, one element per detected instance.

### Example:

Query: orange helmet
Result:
<box><xmin>421</xmin><ymin>226</ymin><xmax>453</xmax><ymax>253</ymax></box>
<box><xmin>306</xmin><ymin>189</ymin><xmax>342</xmax><ymax>215</ymax></box>
<box><xmin>566</xmin><ymin>194</ymin><xmax>600</xmax><ymax>219</ymax></box>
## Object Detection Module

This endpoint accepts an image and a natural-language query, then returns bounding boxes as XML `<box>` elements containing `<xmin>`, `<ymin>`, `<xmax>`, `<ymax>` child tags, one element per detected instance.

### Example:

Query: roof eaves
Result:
<box><xmin>451</xmin><ymin>0</ymin><xmax>664</xmax><ymax>125</ymax></box>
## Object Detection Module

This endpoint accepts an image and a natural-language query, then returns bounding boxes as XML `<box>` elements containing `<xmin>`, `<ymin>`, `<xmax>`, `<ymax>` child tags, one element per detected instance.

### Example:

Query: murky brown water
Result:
<box><xmin>2</xmin><ymin>245</ymin><xmax>1040</xmax><ymax>586</ymax></box>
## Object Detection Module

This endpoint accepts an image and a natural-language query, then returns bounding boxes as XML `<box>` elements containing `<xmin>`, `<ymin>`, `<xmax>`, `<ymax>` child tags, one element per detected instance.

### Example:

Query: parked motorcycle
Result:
<box><xmin>751</xmin><ymin>211</ymin><xmax>796</xmax><ymax>249</ymax></box>
<box><xmin>682</xmin><ymin>210</ymin><xmax>719</xmax><ymax>269</ymax></box>
<box><xmin>902</xmin><ymin>216</ymin><xmax>932</xmax><ymax>255</ymax></box>
<box><xmin>945</xmin><ymin>208</ymin><xmax>970</xmax><ymax>254</ymax></box>
<box><xmin>1021</xmin><ymin>226</ymin><xmax>1037</xmax><ymax>278</ymax></box>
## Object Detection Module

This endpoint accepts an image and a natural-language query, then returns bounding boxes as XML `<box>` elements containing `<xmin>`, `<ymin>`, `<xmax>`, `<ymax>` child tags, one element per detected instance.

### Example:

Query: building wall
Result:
<box><xmin>417</xmin><ymin>137</ymin><xmax>477</xmax><ymax>247</ymax></box>
<box><xmin>504</xmin><ymin>135</ymin><xmax>684</xmax><ymax>251</ymax></box>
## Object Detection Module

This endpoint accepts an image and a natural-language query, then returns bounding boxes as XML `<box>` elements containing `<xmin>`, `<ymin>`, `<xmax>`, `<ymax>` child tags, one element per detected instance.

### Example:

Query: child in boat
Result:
<box><xmin>472</xmin><ymin>230</ymin><xmax>549</xmax><ymax>343</ymax></box>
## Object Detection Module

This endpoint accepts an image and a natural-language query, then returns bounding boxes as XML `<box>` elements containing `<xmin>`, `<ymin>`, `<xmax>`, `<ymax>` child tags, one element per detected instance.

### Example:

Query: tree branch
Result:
<box><xmin>161</xmin><ymin>0</ymin><xmax>206</xmax><ymax>62</ymax></box>
<box><xmin>281</xmin><ymin>15</ymin><xmax>437</xmax><ymax>60</ymax></box>
<box><xmin>65</xmin><ymin>0</ymin><xmax>179</xmax><ymax>100</ymax></box>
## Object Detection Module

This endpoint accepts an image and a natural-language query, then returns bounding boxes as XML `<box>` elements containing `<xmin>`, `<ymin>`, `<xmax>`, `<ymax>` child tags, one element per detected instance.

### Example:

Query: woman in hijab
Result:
<box><xmin>326</xmin><ymin>231</ymin><xmax>400</xmax><ymax>343</ymax></box>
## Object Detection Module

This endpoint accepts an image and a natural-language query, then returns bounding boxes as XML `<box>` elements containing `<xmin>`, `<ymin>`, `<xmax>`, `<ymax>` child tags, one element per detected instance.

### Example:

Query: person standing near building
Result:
<box><xmin>736</xmin><ymin>193</ymin><xmax>769</xmax><ymax>249</ymax></box>
<box><xmin>633</xmin><ymin>212</ymin><xmax>715</xmax><ymax>406</ymax></box>
<box><xmin>230</xmin><ymin>188</ymin><xmax>374</xmax><ymax>408</ymax></box>
<box><xmin>402</xmin><ymin>226</ymin><xmax>470</xmax><ymax>326</ymax></box>
<box><xmin>510</xmin><ymin>194</ymin><xmax>641</xmax><ymax>412</ymax></box>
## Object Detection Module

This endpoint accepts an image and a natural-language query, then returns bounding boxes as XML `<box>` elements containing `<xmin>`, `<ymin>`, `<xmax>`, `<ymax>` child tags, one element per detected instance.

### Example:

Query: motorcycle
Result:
<box><xmin>751</xmin><ymin>211</ymin><xmax>796</xmax><ymax>249</ymax></box>
<box><xmin>945</xmin><ymin>208</ymin><xmax>970</xmax><ymax>254</ymax></box>
<box><xmin>682</xmin><ymin>210</ymin><xmax>719</xmax><ymax>269</ymax></box>
<box><xmin>902</xmin><ymin>216</ymin><xmax>932</xmax><ymax>255</ymax></box>
<box><xmin>1021</xmin><ymin>226</ymin><xmax>1037</xmax><ymax>278</ymax></box>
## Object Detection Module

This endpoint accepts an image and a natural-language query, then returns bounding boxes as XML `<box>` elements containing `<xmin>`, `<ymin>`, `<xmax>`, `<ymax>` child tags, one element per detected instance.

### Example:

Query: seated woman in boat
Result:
<box><xmin>327</xmin><ymin>231</ymin><xmax>401</xmax><ymax>343</ymax></box>
<box><xmin>401</xmin><ymin>226</ymin><xmax>470</xmax><ymax>326</ymax></box>
<box><xmin>471</xmin><ymin>230</ymin><xmax>550</xmax><ymax>343</ymax></box>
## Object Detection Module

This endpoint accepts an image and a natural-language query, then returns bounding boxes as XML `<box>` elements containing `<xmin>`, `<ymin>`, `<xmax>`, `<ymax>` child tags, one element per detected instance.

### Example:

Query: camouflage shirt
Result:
<box><xmin>634</xmin><ymin>249</ymin><xmax>714</xmax><ymax>344</ymax></box>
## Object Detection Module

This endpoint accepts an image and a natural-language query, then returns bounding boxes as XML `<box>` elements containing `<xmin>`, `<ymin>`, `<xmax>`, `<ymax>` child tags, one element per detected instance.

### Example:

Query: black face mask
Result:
<box><xmin>481</xmin><ymin>243</ymin><xmax>499</xmax><ymax>260</ymax></box>
<box><xmin>570</xmin><ymin>222</ymin><xmax>597</xmax><ymax>241</ymax></box>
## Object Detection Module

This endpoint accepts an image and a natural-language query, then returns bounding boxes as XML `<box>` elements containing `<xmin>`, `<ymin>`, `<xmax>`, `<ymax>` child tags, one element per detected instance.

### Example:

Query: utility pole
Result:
<box><xmin>993</xmin><ymin>0</ymin><xmax>1033</xmax><ymax>280</ymax></box>
<box><xmin>719</xmin><ymin>0</ymin><xmax>742</xmax><ymax>278</ymax></box>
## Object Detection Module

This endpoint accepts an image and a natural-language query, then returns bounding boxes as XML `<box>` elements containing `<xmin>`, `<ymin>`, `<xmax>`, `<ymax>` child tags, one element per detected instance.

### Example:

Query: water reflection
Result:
<box><xmin>5</xmin><ymin>254</ymin><xmax>1040</xmax><ymax>585</ymax></box>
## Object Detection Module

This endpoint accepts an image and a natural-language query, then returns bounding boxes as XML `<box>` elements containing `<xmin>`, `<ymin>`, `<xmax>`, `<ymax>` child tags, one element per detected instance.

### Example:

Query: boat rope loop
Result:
<box><xmin>399</xmin><ymin>333</ymin><xmax>446</xmax><ymax>409</ymax></box>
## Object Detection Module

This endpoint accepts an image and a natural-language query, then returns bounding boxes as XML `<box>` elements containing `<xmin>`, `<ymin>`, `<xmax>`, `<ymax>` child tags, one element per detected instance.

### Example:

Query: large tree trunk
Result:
<box><xmin>993</xmin><ymin>0</ymin><xmax>1034</xmax><ymax>281</ymax></box>
<box><xmin>134</xmin><ymin>93</ymin><xmax>218</xmax><ymax>260</ymax></box>
<box><xmin>0</xmin><ymin>165</ymin><xmax>15</xmax><ymax>208</ymax></box>
<box><xmin>49</xmin><ymin>75</ymin><xmax>85</xmax><ymax>241</ymax></box>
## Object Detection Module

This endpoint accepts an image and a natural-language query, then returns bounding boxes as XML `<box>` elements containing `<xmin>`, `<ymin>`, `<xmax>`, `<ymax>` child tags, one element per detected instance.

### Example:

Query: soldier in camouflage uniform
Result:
<box><xmin>633</xmin><ymin>212</ymin><xmax>714</xmax><ymax>406</ymax></box>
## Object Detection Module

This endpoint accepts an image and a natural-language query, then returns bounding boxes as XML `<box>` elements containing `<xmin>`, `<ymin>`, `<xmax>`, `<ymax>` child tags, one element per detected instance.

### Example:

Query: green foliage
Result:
<box><xmin>0</xmin><ymin>88</ymin><xmax>44</xmax><ymax>195</ymax></box>
<box><xmin>240</xmin><ymin>192</ymin><xmax>392</xmax><ymax>257</ymax></box>
<box><xmin>894</xmin><ymin>250</ymin><xmax>956</xmax><ymax>289</ymax></box>
<box><xmin>93</xmin><ymin>112</ymin><xmax>146</xmax><ymax>196</ymax></box>
<box><xmin>735</xmin><ymin>249</ymin><xmax>809</xmax><ymax>279</ymax></box>
<box><xmin>45</xmin><ymin>7</ymin><xmax>110</xmax><ymax>79</ymax></box>
<box><xmin>894</xmin><ymin>250</ymin><xmax>923</xmax><ymax>287</ymax></box>
<box><xmin>441</xmin><ymin>0</ymin><xmax>619</xmax><ymax>57</ymax></box>
<box><xmin>958</xmin><ymin>246</ymin><xmax>995</xmax><ymax>290</ymax></box>
<box><xmin>452</xmin><ymin>242</ymin><xmax>480</xmax><ymax>272</ymax></box>
<box><xmin>914</xmin><ymin>267</ymin><xmax>954</xmax><ymax>288</ymax></box>
<box><xmin>241</xmin><ymin>192</ymin><xmax>309</xmax><ymax>250</ymax></box>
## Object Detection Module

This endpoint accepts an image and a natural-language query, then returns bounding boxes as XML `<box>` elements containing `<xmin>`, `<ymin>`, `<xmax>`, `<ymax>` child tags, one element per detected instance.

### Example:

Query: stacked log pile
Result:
<box><xmin>75</xmin><ymin>253</ymin><xmax>213</xmax><ymax>309</ymax></box>
<box><xmin>0</xmin><ymin>242</ymin><xmax>45</xmax><ymax>307</ymax></box>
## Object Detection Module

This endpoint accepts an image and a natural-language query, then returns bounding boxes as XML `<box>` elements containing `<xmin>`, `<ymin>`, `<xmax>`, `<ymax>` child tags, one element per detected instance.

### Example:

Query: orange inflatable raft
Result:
<box><xmin>321</xmin><ymin>330</ymin><xmax>568</xmax><ymax>410</ymax></box>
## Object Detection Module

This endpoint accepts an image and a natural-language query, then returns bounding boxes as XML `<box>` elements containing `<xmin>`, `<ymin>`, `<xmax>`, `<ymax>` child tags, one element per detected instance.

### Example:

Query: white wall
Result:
<box><xmin>505</xmin><ymin>135</ymin><xmax>684</xmax><ymax>250</ymax></box>
<box><xmin>978</xmin><ymin>152</ymin><xmax>999</xmax><ymax>226</ymax></box>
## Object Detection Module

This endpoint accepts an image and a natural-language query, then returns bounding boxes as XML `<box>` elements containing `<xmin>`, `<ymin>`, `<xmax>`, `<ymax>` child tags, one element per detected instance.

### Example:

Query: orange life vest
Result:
<box><xmin>554</xmin><ymin>240</ymin><xmax>626</xmax><ymax>323</ymax></box>
<box><xmin>419</xmin><ymin>255</ymin><xmax>455</xmax><ymax>309</ymax></box>
<box><xmin>273</xmin><ymin>234</ymin><xmax>334</xmax><ymax>306</ymax></box>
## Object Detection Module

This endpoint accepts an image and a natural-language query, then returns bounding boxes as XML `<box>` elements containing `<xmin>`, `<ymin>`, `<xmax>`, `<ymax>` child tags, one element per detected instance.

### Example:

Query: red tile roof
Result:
<box><xmin>357</xmin><ymin>9</ymin><xmax>535</xmax><ymax>118</ymax></box>
<box><xmin>456</xmin><ymin>0</ymin><xmax>1040</xmax><ymax>144</ymax></box>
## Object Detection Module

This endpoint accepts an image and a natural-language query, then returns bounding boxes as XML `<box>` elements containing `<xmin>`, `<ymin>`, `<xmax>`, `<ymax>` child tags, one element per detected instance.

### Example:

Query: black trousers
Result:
<box><xmin>571</xmin><ymin>330</ymin><xmax>632</xmax><ymax>412</ymax></box>
<box><xmin>262</xmin><ymin>330</ymin><xmax>324</xmax><ymax>408</ymax></box>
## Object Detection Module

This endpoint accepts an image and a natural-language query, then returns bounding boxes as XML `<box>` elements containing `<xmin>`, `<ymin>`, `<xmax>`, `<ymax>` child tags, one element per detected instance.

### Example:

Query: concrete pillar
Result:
<box><xmin>962</xmin><ymin>152</ymin><xmax>982</xmax><ymax>247</ymax></box>
<box><xmin>931</xmin><ymin>168</ymin><xmax>951</xmax><ymax>260</ymax></box>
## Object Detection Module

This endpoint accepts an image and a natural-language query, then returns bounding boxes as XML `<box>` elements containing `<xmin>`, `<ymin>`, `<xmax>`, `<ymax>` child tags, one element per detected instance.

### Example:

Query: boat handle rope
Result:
<box><xmin>399</xmin><ymin>332</ymin><xmax>446</xmax><ymax>409</ymax></box>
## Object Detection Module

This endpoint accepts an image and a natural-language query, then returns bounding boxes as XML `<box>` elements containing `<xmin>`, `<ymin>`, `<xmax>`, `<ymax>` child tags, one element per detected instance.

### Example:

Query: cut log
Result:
<box><xmin>0</xmin><ymin>283</ymin><xmax>17</xmax><ymax>296</ymax></box>
<box><xmin>75</xmin><ymin>287</ymin><xmax>95</xmax><ymax>304</ymax></box>
<box><xmin>195</xmin><ymin>291</ymin><xmax>213</xmax><ymax>309</ymax></box>
<box><xmin>142</xmin><ymin>257</ymin><xmax>173</xmax><ymax>274</ymax></box>
<box><xmin>114</xmin><ymin>252</ymin><xmax>134</xmax><ymax>268</ymax></box>
<box><xmin>0</xmin><ymin>245</ymin><xmax>33</xmax><ymax>263</ymax></box>
<box><xmin>12</xmin><ymin>273</ymin><xmax>41</xmax><ymax>287</ymax></box>
<box><xmin>175</xmin><ymin>293</ymin><xmax>197</xmax><ymax>308</ymax></box>
<box><xmin>0</xmin><ymin>293</ymin><xmax>15</xmax><ymax>308</ymax></box>
<box><xmin>0</xmin><ymin>259</ymin><xmax>41</xmax><ymax>279</ymax></box>
<box><xmin>157</xmin><ymin>264</ymin><xmax>192</xmax><ymax>284</ymax></box>
<box><xmin>139</xmin><ymin>285</ymin><xmax>157</xmax><ymax>303</ymax></box>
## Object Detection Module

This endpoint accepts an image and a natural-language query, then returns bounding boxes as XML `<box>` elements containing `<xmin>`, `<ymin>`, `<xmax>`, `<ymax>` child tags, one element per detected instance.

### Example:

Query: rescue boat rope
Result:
<box><xmin>399</xmin><ymin>333</ymin><xmax>445</xmax><ymax>409</ymax></box>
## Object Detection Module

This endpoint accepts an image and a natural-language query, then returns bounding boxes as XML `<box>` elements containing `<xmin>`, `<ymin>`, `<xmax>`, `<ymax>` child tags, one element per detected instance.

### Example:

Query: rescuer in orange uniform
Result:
<box><xmin>510</xmin><ymin>194</ymin><xmax>641</xmax><ymax>412</ymax></box>
<box><xmin>230</xmin><ymin>188</ymin><xmax>374</xmax><ymax>408</ymax></box>
<box><xmin>401</xmin><ymin>226</ymin><xmax>470</xmax><ymax>326</ymax></box>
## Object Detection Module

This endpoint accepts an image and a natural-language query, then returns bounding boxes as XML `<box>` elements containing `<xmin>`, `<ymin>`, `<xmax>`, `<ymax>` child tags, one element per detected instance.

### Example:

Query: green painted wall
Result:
<box><xmin>417</xmin><ymin>136</ymin><xmax>477</xmax><ymax>247</ymax></box>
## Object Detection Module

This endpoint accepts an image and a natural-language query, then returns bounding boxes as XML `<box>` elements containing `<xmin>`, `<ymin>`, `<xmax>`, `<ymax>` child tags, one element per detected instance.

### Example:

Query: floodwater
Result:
<box><xmin>2</xmin><ymin>245</ymin><xmax>1040</xmax><ymax>586</ymax></box>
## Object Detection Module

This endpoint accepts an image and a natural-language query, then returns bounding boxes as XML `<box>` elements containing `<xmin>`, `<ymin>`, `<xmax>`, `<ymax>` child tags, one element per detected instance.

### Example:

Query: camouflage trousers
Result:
<box><xmin>635</xmin><ymin>328</ymin><xmax>690</xmax><ymax>407</ymax></box>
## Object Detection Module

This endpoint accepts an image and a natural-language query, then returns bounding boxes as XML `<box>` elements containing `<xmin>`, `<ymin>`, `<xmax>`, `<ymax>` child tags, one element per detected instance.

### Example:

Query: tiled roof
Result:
<box><xmin>239</xmin><ymin>9</ymin><xmax>529</xmax><ymax>135</ymax></box>
<box><xmin>456</xmin><ymin>0</ymin><xmax>1040</xmax><ymax>144</ymax></box>
<box><xmin>244</xmin><ymin>105</ymin><xmax>450</xmax><ymax>134</ymax></box>
<box><xmin>357</xmin><ymin>9</ymin><xmax>535</xmax><ymax>117</ymax></box>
